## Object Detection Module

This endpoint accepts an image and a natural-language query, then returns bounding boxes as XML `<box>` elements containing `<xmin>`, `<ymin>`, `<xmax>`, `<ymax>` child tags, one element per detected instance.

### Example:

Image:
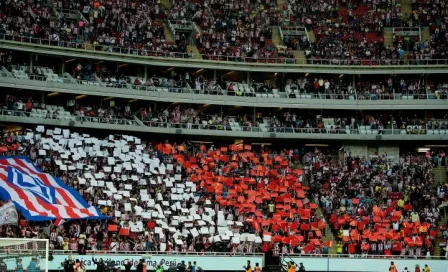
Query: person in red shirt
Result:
<box><xmin>415</xmin><ymin>265</ymin><xmax>421</xmax><ymax>272</ymax></box>
<box><xmin>25</xmin><ymin>100</ymin><xmax>33</xmax><ymax>112</ymax></box>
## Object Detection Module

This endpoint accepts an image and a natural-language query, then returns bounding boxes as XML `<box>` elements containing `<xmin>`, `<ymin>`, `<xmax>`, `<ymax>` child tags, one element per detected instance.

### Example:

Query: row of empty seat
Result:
<box><xmin>30</xmin><ymin>105</ymin><xmax>75</xmax><ymax>121</ymax></box>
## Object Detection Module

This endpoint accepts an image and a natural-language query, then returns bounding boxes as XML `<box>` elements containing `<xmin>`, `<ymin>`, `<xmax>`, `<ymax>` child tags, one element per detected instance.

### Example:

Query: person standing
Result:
<box><xmin>244</xmin><ymin>260</ymin><xmax>252</xmax><ymax>272</ymax></box>
<box><xmin>177</xmin><ymin>261</ymin><xmax>186</xmax><ymax>272</ymax></box>
<box><xmin>27</xmin><ymin>257</ymin><xmax>37</xmax><ymax>272</ymax></box>
<box><xmin>16</xmin><ymin>259</ymin><xmax>23</xmax><ymax>272</ymax></box>
<box><xmin>124</xmin><ymin>259</ymin><xmax>132</xmax><ymax>272</ymax></box>
<box><xmin>424</xmin><ymin>265</ymin><xmax>430</xmax><ymax>272</ymax></box>
<box><xmin>136</xmin><ymin>259</ymin><xmax>144</xmax><ymax>272</ymax></box>
<box><xmin>287</xmin><ymin>262</ymin><xmax>296</xmax><ymax>272</ymax></box>
<box><xmin>254</xmin><ymin>263</ymin><xmax>261</xmax><ymax>272</ymax></box>
<box><xmin>298</xmin><ymin>263</ymin><xmax>305</xmax><ymax>272</ymax></box>
<box><xmin>389</xmin><ymin>261</ymin><xmax>398</xmax><ymax>272</ymax></box>
<box><xmin>414</xmin><ymin>265</ymin><xmax>420</xmax><ymax>272</ymax></box>
<box><xmin>92</xmin><ymin>258</ymin><xmax>105</xmax><ymax>272</ymax></box>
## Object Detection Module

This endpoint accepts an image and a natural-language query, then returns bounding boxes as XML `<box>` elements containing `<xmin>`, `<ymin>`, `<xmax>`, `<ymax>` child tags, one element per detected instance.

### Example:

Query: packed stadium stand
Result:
<box><xmin>0</xmin><ymin>1</ymin><xmax>447</xmax><ymax>272</ymax></box>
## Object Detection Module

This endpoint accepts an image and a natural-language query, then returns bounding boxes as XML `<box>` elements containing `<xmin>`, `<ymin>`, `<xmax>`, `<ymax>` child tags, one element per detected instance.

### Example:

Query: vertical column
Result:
<box><xmin>213</xmin><ymin>70</ymin><xmax>217</xmax><ymax>81</ymax></box>
<box><xmin>29</xmin><ymin>54</ymin><xmax>33</xmax><ymax>72</ymax></box>
<box><xmin>61</xmin><ymin>58</ymin><xmax>65</xmax><ymax>74</ymax></box>
<box><xmin>352</xmin><ymin>75</ymin><xmax>356</xmax><ymax>99</ymax></box>
<box><xmin>247</xmin><ymin>71</ymin><xmax>251</xmax><ymax>84</ymax></box>
<box><xmin>144</xmin><ymin>66</ymin><xmax>148</xmax><ymax>81</ymax></box>
<box><xmin>391</xmin><ymin>111</ymin><xmax>394</xmax><ymax>134</ymax></box>
<box><xmin>253</xmin><ymin>107</ymin><xmax>256</xmax><ymax>131</ymax></box>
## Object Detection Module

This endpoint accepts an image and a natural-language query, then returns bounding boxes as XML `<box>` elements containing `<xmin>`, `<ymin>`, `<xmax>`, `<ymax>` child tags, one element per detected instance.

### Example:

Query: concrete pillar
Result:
<box><xmin>30</xmin><ymin>54</ymin><xmax>33</xmax><ymax>72</ymax></box>
<box><xmin>144</xmin><ymin>66</ymin><xmax>148</xmax><ymax>81</ymax></box>
<box><xmin>253</xmin><ymin>107</ymin><xmax>256</xmax><ymax>128</ymax></box>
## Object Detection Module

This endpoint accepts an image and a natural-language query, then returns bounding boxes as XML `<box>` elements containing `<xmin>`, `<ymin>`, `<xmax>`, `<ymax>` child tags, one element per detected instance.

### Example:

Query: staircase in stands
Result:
<box><xmin>420</xmin><ymin>27</ymin><xmax>431</xmax><ymax>43</ymax></box>
<box><xmin>434</xmin><ymin>166</ymin><xmax>447</xmax><ymax>186</ymax></box>
<box><xmin>315</xmin><ymin>207</ymin><xmax>337</xmax><ymax>254</ymax></box>
<box><xmin>384</xmin><ymin>28</ymin><xmax>394</xmax><ymax>47</ymax></box>
<box><xmin>277</xmin><ymin>0</ymin><xmax>286</xmax><ymax>9</ymax></box>
<box><xmin>434</xmin><ymin>213</ymin><xmax>447</xmax><ymax>257</ymax></box>
<box><xmin>302</xmin><ymin>167</ymin><xmax>337</xmax><ymax>255</ymax></box>
<box><xmin>162</xmin><ymin>22</ymin><xmax>175</xmax><ymax>43</ymax></box>
<box><xmin>293</xmin><ymin>50</ymin><xmax>306</xmax><ymax>64</ymax></box>
<box><xmin>307</xmin><ymin>30</ymin><xmax>316</xmax><ymax>43</ymax></box>
<box><xmin>160</xmin><ymin>0</ymin><xmax>172</xmax><ymax>8</ymax></box>
<box><xmin>433</xmin><ymin>166</ymin><xmax>447</xmax><ymax>257</ymax></box>
<box><xmin>401</xmin><ymin>0</ymin><xmax>413</xmax><ymax>20</ymax></box>
<box><xmin>159</xmin><ymin>0</ymin><xmax>175</xmax><ymax>43</ymax></box>
<box><xmin>188</xmin><ymin>45</ymin><xmax>202</xmax><ymax>59</ymax></box>
<box><xmin>272</xmin><ymin>26</ymin><xmax>282</xmax><ymax>47</ymax></box>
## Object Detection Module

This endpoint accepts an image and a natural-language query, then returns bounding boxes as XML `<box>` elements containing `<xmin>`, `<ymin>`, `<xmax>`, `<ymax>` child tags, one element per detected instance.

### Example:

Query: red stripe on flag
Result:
<box><xmin>0</xmin><ymin>172</ymin><xmax>49</xmax><ymax>217</ymax></box>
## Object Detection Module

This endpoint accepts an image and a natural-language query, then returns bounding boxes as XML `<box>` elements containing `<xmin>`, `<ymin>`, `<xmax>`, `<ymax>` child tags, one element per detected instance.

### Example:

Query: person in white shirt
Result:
<box><xmin>109</xmin><ymin>239</ymin><xmax>118</xmax><ymax>252</ymax></box>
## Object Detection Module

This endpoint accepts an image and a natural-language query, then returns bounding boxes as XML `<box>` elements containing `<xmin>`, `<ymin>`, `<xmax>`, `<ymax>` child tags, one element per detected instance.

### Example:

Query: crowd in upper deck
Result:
<box><xmin>0</xmin><ymin>0</ymin><xmax>447</xmax><ymax>64</ymax></box>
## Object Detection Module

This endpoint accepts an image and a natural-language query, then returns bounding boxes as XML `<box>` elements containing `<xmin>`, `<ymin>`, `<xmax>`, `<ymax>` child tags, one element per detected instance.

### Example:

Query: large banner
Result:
<box><xmin>3</xmin><ymin>254</ymin><xmax>264</xmax><ymax>271</ymax></box>
<box><xmin>0</xmin><ymin>157</ymin><xmax>108</xmax><ymax>220</ymax></box>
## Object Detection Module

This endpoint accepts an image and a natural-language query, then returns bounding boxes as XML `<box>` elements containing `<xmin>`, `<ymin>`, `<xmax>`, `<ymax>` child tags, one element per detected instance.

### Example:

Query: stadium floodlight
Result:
<box><xmin>0</xmin><ymin>238</ymin><xmax>49</xmax><ymax>272</ymax></box>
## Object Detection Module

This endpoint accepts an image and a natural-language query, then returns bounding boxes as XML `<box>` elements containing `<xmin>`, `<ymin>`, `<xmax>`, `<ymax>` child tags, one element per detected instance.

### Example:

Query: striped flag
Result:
<box><xmin>0</xmin><ymin>157</ymin><xmax>108</xmax><ymax>221</ymax></box>
<box><xmin>54</xmin><ymin>218</ymin><xmax>66</xmax><ymax>227</ymax></box>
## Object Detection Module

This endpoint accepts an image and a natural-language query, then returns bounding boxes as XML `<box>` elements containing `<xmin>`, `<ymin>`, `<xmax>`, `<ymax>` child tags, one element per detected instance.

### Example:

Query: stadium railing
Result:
<box><xmin>2</xmin><ymin>34</ymin><xmax>448</xmax><ymax>65</ymax></box>
<box><xmin>52</xmin><ymin>251</ymin><xmax>264</xmax><ymax>256</ymax></box>
<box><xmin>281</xmin><ymin>254</ymin><xmax>446</xmax><ymax>259</ymax></box>
<box><xmin>46</xmin><ymin>251</ymin><xmax>447</xmax><ymax>259</ymax></box>
<box><xmin>0</xmin><ymin>72</ymin><xmax>443</xmax><ymax>102</ymax></box>
<box><xmin>0</xmin><ymin>109</ymin><xmax>444</xmax><ymax>137</ymax></box>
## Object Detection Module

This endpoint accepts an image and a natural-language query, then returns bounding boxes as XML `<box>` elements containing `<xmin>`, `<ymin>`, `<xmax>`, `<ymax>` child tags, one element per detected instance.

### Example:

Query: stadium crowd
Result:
<box><xmin>1</xmin><ymin>54</ymin><xmax>448</xmax><ymax>100</ymax></box>
<box><xmin>304</xmin><ymin>152</ymin><xmax>446</xmax><ymax>258</ymax></box>
<box><xmin>0</xmin><ymin>1</ymin><xmax>447</xmax><ymax>268</ymax></box>
<box><xmin>0</xmin><ymin>0</ymin><xmax>448</xmax><ymax>64</ymax></box>
<box><xmin>4</xmin><ymin>91</ymin><xmax>445</xmax><ymax>136</ymax></box>
<box><xmin>0</xmin><ymin>0</ymin><xmax>186</xmax><ymax>56</ymax></box>
<box><xmin>0</xmin><ymin>125</ymin><xmax>446</xmax><ymax>258</ymax></box>
<box><xmin>0</xmin><ymin>126</ymin><xmax>319</xmax><ymax>255</ymax></box>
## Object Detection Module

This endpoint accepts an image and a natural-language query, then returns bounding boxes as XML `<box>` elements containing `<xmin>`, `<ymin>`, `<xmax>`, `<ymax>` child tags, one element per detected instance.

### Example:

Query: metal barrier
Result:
<box><xmin>52</xmin><ymin>250</ymin><xmax>263</xmax><ymax>257</ymax></box>
<box><xmin>281</xmin><ymin>253</ymin><xmax>447</xmax><ymax>259</ymax></box>
<box><xmin>2</xmin><ymin>34</ymin><xmax>448</xmax><ymax>65</ymax></box>
<box><xmin>0</xmin><ymin>69</ymin><xmax>446</xmax><ymax>101</ymax></box>
<box><xmin>1</xmin><ymin>109</ymin><xmax>446</xmax><ymax>137</ymax></box>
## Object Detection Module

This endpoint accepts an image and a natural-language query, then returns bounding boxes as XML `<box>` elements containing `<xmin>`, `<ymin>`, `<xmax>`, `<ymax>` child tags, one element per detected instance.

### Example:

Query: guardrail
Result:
<box><xmin>167</xmin><ymin>20</ymin><xmax>177</xmax><ymax>38</ymax></box>
<box><xmin>1</xmin><ymin>109</ymin><xmax>446</xmax><ymax>138</ymax></box>
<box><xmin>393</xmin><ymin>27</ymin><xmax>421</xmax><ymax>41</ymax></box>
<box><xmin>51</xmin><ymin>250</ymin><xmax>263</xmax><ymax>256</ymax></box>
<box><xmin>143</xmin><ymin>121</ymin><xmax>441</xmax><ymax>136</ymax></box>
<box><xmin>1</xmin><ymin>69</ymin><xmax>446</xmax><ymax>101</ymax></box>
<box><xmin>2</xmin><ymin>34</ymin><xmax>448</xmax><ymax>66</ymax></box>
<box><xmin>280</xmin><ymin>254</ymin><xmax>447</xmax><ymax>259</ymax></box>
